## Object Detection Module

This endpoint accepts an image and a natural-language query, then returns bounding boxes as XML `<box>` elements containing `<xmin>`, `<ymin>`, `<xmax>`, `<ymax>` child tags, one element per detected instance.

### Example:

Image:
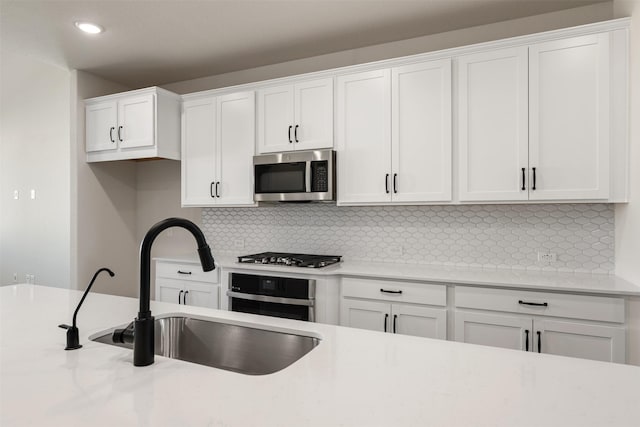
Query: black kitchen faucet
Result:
<box><xmin>113</xmin><ymin>217</ymin><xmax>215</xmax><ymax>366</ymax></box>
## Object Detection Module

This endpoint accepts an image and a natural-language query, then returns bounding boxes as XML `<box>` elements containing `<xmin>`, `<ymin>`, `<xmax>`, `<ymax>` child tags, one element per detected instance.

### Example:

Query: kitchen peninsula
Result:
<box><xmin>1</xmin><ymin>284</ymin><xmax>639</xmax><ymax>426</ymax></box>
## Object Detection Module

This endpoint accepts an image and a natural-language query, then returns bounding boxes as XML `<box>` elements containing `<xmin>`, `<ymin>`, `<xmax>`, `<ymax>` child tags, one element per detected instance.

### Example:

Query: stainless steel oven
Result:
<box><xmin>227</xmin><ymin>273</ymin><xmax>315</xmax><ymax>322</ymax></box>
<box><xmin>253</xmin><ymin>149</ymin><xmax>335</xmax><ymax>202</ymax></box>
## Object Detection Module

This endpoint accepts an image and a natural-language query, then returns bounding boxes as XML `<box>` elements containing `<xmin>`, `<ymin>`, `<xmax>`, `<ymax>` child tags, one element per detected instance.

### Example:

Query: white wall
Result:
<box><xmin>164</xmin><ymin>3</ymin><xmax>613</xmax><ymax>94</ymax></box>
<box><xmin>70</xmin><ymin>70</ymin><xmax>137</xmax><ymax>297</ymax></box>
<box><xmin>613</xmin><ymin>0</ymin><xmax>640</xmax><ymax>365</ymax></box>
<box><xmin>0</xmin><ymin>48</ymin><xmax>71</xmax><ymax>288</ymax></box>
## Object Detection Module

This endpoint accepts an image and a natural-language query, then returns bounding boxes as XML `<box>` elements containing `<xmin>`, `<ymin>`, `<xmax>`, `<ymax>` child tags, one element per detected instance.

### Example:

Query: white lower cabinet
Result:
<box><xmin>155</xmin><ymin>260</ymin><xmax>220</xmax><ymax>309</ymax></box>
<box><xmin>454</xmin><ymin>286</ymin><xmax>626</xmax><ymax>363</ymax></box>
<box><xmin>340</xmin><ymin>278</ymin><xmax>447</xmax><ymax>339</ymax></box>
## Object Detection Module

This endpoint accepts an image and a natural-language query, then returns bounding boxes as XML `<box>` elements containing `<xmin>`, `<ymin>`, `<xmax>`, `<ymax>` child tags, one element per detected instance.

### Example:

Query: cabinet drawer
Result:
<box><xmin>342</xmin><ymin>277</ymin><xmax>446</xmax><ymax>306</ymax></box>
<box><xmin>156</xmin><ymin>261</ymin><xmax>219</xmax><ymax>284</ymax></box>
<box><xmin>455</xmin><ymin>286</ymin><xmax>624</xmax><ymax>323</ymax></box>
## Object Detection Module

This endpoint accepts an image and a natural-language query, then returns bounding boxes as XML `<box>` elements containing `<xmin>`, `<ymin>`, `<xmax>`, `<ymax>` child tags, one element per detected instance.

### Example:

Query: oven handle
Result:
<box><xmin>226</xmin><ymin>290</ymin><xmax>315</xmax><ymax>307</ymax></box>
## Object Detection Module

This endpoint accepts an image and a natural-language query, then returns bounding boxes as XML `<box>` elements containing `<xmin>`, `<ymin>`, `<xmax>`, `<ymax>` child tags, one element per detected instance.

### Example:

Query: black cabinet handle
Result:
<box><xmin>518</xmin><ymin>300</ymin><xmax>548</xmax><ymax>307</ymax></box>
<box><xmin>380</xmin><ymin>288</ymin><xmax>402</xmax><ymax>294</ymax></box>
<box><xmin>177</xmin><ymin>270</ymin><xmax>192</xmax><ymax>275</ymax></box>
<box><xmin>210</xmin><ymin>182</ymin><xmax>215</xmax><ymax>198</ymax></box>
<box><xmin>294</xmin><ymin>125</ymin><xmax>299</xmax><ymax>143</ymax></box>
<box><xmin>215</xmin><ymin>182</ymin><xmax>220</xmax><ymax>198</ymax></box>
<box><xmin>385</xmin><ymin>174</ymin><xmax>390</xmax><ymax>194</ymax></box>
<box><xmin>532</xmin><ymin>167</ymin><xmax>537</xmax><ymax>190</ymax></box>
<box><xmin>109</xmin><ymin>127</ymin><xmax>115</xmax><ymax>143</ymax></box>
<box><xmin>521</xmin><ymin>168</ymin><xmax>526</xmax><ymax>191</ymax></box>
<box><xmin>525</xmin><ymin>329</ymin><xmax>529</xmax><ymax>351</ymax></box>
<box><xmin>393</xmin><ymin>314</ymin><xmax>398</xmax><ymax>333</ymax></box>
<box><xmin>384</xmin><ymin>313</ymin><xmax>388</xmax><ymax>332</ymax></box>
<box><xmin>183</xmin><ymin>290</ymin><xmax>189</xmax><ymax>305</ymax></box>
<box><xmin>537</xmin><ymin>331</ymin><xmax>541</xmax><ymax>353</ymax></box>
<box><xmin>117</xmin><ymin>126</ymin><xmax>123</xmax><ymax>142</ymax></box>
<box><xmin>393</xmin><ymin>173</ymin><xmax>398</xmax><ymax>194</ymax></box>
<box><xmin>178</xmin><ymin>290</ymin><xmax>183</xmax><ymax>304</ymax></box>
<box><xmin>288</xmin><ymin>125</ymin><xmax>292</xmax><ymax>143</ymax></box>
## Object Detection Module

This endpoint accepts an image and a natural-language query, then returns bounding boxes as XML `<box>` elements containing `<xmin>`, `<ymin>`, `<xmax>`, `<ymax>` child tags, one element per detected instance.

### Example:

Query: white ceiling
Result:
<box><xmin>0</xmin><ymin>0</ymin><xmax>608</xmax><ymax>88</ymax></box>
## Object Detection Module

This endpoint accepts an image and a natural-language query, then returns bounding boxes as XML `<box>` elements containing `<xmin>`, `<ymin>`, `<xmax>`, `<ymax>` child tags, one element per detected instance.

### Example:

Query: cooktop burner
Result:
<box><xmin>237</xmin><ymin>252</ymin><xmax>342</xmax><ymax>268</ymax></box>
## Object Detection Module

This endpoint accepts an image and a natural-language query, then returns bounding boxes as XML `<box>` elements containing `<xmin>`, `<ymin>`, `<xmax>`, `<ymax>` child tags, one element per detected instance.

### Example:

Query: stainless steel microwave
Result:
<box><xmin>253</xmin><ymin>149</ymin><xmax>336</xmax><ymax>202</ymax></box>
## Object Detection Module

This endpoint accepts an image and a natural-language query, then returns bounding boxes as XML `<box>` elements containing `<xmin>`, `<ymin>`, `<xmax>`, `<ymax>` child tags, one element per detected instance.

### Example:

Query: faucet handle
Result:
<box><xmin>58</xmin><ymin>324</ymin><xmax>82</xmax><ymax>350</ymax></box>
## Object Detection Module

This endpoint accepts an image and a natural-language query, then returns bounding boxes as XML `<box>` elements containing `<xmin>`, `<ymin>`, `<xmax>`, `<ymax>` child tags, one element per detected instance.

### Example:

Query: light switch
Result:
<box><xmin>30</xmin><ymin>189</ymin><xmax>36</xmax><ymax>200</ymax></box>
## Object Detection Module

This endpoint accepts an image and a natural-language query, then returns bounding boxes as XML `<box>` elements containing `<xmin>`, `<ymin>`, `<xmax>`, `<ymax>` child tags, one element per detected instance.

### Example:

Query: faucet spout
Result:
<box><xmin>133</xmin><ymin>217</ymin><xmax>214</xmax><ymax>366</ymax></box>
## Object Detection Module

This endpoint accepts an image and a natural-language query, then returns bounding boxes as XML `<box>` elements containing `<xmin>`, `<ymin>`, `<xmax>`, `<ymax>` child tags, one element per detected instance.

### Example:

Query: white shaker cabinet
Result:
<box><xmin>454</xmin><ymin>286</ymin><xmax>626</xmax><ymax>363</ymax></box>
<box><xmin>155</xmin><ymin>260</ymin><xmax>220</xmax><ymax>309</ymax></box>
<box><xmin>257</xmin><ymin>78</ymin><xmax>333</xmax><ymax>153</ymax></box>
<box><xmin>337</xmin><ymin>59</ymin><xmax>452</xmax><ymax>205</ymax></box>
<box><xmin>85</xmin><ymin>87</ymin><xmax>180</xmax><ymax>162</ymax></box>
<box><xmin>458</xmin><ymin>33</ymin><xmax>614</xmax><ymax>202</ymax></box>
<box><xmin>340</xmin><ymin>278</ymin><xmax>447</xmax><ymax>340</ymax></box>
<box><xmin>181</xmin><ymin>91</ymin><xmax>256</xmax><ymax>207</ymax></box>
<box><xmin>528</xmin><ymin>33</ymin><xmax>610</xmax><ymax>200</ymax></box>
<box><xmin>457</xmin><ymin>47</ymin><xmax>529</xmax><ymax>202</ymax></box>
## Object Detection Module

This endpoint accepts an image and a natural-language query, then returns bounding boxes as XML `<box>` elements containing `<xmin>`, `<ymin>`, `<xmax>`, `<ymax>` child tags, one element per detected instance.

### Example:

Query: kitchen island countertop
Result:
<box><xmin>2</xmin><ymin>284</ymin><xmax>639</xmax><ymax>427</ymax></box>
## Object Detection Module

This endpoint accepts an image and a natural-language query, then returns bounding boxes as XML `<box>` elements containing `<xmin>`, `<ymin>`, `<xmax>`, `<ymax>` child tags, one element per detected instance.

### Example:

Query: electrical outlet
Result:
<box><xmin>30</xmin><ymin>189</ymin><xmax>36</xmax><ymax>200</ymax></box>
<box><xmin>13</xmin><ymin>190</ymin><xmax>19</xmax><ymax>200</ymax></box>
<box><xmin>234</xmin><ymin>239</ymin><xmax>245</xmax><ymax>249</ymax></box>
<box><xmin>538</xmin><ymin>252</ymin><xmax>557</xmax><ymax>263</ymax></box>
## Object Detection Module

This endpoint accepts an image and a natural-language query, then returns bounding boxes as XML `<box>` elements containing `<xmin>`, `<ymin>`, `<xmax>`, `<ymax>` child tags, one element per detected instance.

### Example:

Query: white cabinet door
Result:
<box><xmin>257</xmin><ymin>85</ymin><xmax>294</xmax><ymax>153</ymax></box>
<box><xmin>529</xmin><ymin>34</ymin><xmax>610</xmax><ymax>200</ymax></box>
<box><xmin>392</xmin><ymin>60</ymin><xmax>452</xmax><ymax>203</ymax></box>
<box><xmin>184</xmin><ymin>284</ymin><xmax>219</xmax><ymax>309</ymax></box>
<box><xmin>458</xmin><ymin>47</ymin><xmax>529</xmax><ymax>202</ymax></box>
<box><xmin>340</xmin><ymin>298</ymin><xmax>390</xmax><ymax>333</ymax></box>
<box><xmin>181</xmin><ymin>98</ymin><xmax>216</xmax><ymax>206</ymax></box>
<box><xmin>156</xmin><ymin>279</ymin><xmax>184</xmax><ymax>305</ymax></box>
<box><xmin>337</xmin><ymin>69</ymin><xmax>392</xmax><ymax>204</ymax></box>
<box><xmin>534</xmin><ymin>319</ymin><xmax>625</xmax><ymax>363</ymax></box>
<box><xmin>117</xmin><ymin>94</ymin><xmax>155</xmax><ymax>149</ymax></box>
<box><xmin>455</xmin><ymin>311</ymin><xmax>532</xmax><ymax>351</ymax></box>
<box><xmin>391</xmin><ymin>304</ymin><xmax>447</xmax><ymax>339</ymax></box>
<box><xmin>86</xmin><ymin>100</ymin><xmax>117</xmax><ymax>152</ymax></box>
<box><xmin>293</xmin><ymin>78</ymin><xmax>334</xmax><ymax>150</ymax></box>
<box><xmin>216</xmin><ymin>91</ymin><xmax>256</xmax><ymax>206</ymax></box>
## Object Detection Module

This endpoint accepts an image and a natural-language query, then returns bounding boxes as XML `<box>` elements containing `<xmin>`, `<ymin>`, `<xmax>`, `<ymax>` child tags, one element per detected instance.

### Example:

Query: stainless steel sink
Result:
<box><xmin>91</xmin><ymin>315</ymin><xmax>320</xmax><ymax>375</ymax></box>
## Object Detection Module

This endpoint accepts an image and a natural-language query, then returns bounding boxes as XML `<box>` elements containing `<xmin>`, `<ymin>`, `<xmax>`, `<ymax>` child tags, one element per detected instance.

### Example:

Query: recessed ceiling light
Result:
<box><xmin>74</xmin><ymin>21</ymin><xmax>104</xmax><ymax>34</ymax></box>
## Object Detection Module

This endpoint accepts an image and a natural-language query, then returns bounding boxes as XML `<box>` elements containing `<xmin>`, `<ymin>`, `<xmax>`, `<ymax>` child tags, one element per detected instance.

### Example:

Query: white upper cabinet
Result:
<box><xmin>529</xmin><ymin>33</ymin><xmax>610</xmax><ymax>201</ymax></box>
<box><xmin>337</xmin><ymin>59</ymin><xmax>452</xmax><ymax>205</ymax></box>
<box><xmin>336</xmin><ymin>69</ymin><xmax>392</xmax><ymax>204</ymax></box>
<box><xmin>392</xmin><ymin>59</ymin><xmax>452</xmax><ymax>203</ymax></box>
<box><xmin>458</xmin><ymin>33</ymin><xmax>615</xmax><ymax>202</ymax></box>
<box><xmin>85</xmin><ymin>87</ymin><xmax>181</xmax><ymax>162</ymax></box>
<box><xmin>257</xmin><ymin>78</ymin><xmax>333</xmax><ymax>153</ymax></box>
<box><xmin>458</xmin><ymin>47</ymin><xmax>529</xmax><ymax>202</ymax></box>
<box><xmin>181</xmin><ymin>92</ymin><xmax>256</xmax><ymax>207</ymax></box>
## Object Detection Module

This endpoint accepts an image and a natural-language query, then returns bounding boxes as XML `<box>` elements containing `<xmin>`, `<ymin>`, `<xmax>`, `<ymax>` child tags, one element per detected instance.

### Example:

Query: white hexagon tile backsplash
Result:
<box><xmin>201</xmin><ymin>203</ymin><xmax>614</xmax><ymax>274</ymax></box>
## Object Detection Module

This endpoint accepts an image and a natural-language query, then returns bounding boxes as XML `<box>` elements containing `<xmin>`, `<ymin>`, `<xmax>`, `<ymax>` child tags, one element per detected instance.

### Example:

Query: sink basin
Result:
<box><xmin>91</xmin><ymin>315</ymin><xmax>320</xmax><ymax>375</ymax></box>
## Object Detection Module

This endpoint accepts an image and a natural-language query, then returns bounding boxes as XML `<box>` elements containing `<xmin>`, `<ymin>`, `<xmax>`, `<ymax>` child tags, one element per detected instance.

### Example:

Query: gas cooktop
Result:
<box><xmin>237</xmin><ymin>252</ymin><xmax>342</xmax><ymax>268</ymax></box>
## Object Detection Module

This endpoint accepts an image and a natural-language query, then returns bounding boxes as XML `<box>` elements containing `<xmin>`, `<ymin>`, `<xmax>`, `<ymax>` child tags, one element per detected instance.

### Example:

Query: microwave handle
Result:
<box><xmin>305</xmin><ymin>161</ymin><xmax>312</xmax><ymax>192</ymax></box>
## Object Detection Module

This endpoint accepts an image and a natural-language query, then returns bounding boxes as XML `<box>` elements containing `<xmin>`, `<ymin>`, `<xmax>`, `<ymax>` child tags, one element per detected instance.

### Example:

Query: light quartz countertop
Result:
<box><xmin>155</xmin><ymin>255</ymin><xmax>640</xmax><ymax>296</ymax></box>
<box><xmin>2</xmin><ymin>284</ymin><xmax>639</xmax><ymax>427</ymax></box>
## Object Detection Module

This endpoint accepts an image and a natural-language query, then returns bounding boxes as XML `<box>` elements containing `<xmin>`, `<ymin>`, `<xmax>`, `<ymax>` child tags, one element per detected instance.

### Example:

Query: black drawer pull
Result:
<box><xmin>518</xmin><ymin>300</ymin><xmax>548</xmax><ymax>307</ymax></box>
<box><xmin>393</xmin><ymin>314</ymin><xmax>398</xmax><ymax>333</ymax></box>
<box><xmin>183</xmin><ymin>290</ymin><xmax>189</xmax><ymax>305</ymax></box>
<box><xmin>380</xmin><ymin>288</ymin><xmax>402</xmax><ymax>294</ymax></box>
<box><xmin>294</xmin><ymin>124</ymin><xmax>299</xmax><ymax>142</ymax></box>
<box><xmin>117</xmin><ymin>126</ymin><xmax>123</xmax><ymax>142</ymax></box>
<box><xmin>384</xmin><ymin>313</ymin><xmax>388</xmax><ymax>332</ymax></box>
<box><xmin>385</xmin><ymin>174</ymin><xmax>390</xmax><ymax>194</ymax></box>
<box><xmin>109</xmin><ymin>127</ymin><xmax>115</xmax><ymax>143</ymax></box>
<box><xmin>393</xmin><ymin>173</ymin><xmax>398</xmax><ymax>194</ymax></box>
<box><xmin>178</xmin><ymin>290</ymin><xmax>183</xmax><ymax>305</ymax></box>
<box><xmin>177</xmin><ymin>270</ymin><xmax>192</xmax><ymax>275</ymax></box>
<box><xmin>288</xmin><ymin>125</ymin><xmax>292</xmax><ymax>143</ymax></box>
<box><xmin>210</xmin><ymin>182</ymin><xmax>215</xmax><ymax>198</ymax></box>
<box><xmin>521</xmin><ymin>167</ymin><xmax>526</xmax><ymax>191</ymax></box>
<box><xmin>525</xmin><ymin>329</ymin><xmax>529</xmax><ymax>351</ymax></box>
